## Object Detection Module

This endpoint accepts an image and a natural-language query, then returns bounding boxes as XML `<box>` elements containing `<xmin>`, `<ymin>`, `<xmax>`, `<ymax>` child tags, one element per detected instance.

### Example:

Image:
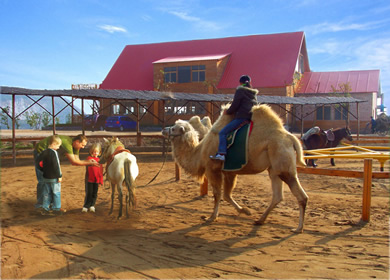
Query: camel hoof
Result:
<box><xmin>254</xmin><ymin>220</ymin><xmax>264</xmax><ymax>226</ymax></box>
<box><xmin>292</xmin><ymin>228</ymin><xmax>303</xmax><ymax>234</ymax></box>
<box><xmin>201</xmin><ymin>215</ymin><xmax>217</xmax><ymax>223</ymax></box>
<box><xmin>240</xmin><ymin>207</ymin><xmax>251</xmax><ymax>216</ymax></box>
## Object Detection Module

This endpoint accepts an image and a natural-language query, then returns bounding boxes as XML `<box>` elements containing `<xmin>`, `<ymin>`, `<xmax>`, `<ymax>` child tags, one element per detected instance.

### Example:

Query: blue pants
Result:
<box><xmin>42</xmin><ymin>179</ymin><xmax>61</xmax><ymax>211</ymax></box>
<box><xmin>34</xmin><ymin>150</ymin><xmax>45</xmax><ymax>209</ymax></box>
<box><xmin>217</xmin><ymin>118</ymin><xmax>249</xmax><ymax>155</ymax></box>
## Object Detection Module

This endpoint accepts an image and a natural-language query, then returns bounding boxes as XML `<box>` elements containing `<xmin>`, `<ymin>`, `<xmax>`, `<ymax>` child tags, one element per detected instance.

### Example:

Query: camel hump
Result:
<box><xmin>251</xmin><ymin>104</ymin><xmax>285</xmax><ymax>129</ymax></box>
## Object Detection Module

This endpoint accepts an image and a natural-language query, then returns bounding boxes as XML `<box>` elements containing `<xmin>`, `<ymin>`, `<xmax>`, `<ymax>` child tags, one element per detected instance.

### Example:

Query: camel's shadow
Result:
<box><xmin>29</xmin><ymin>222</ymin><xmax>296</xmax><ymax>279</ymax></box>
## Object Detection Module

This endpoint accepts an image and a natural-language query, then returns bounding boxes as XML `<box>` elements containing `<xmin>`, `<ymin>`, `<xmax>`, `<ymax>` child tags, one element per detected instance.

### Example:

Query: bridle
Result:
<box><xmin>164</xmin><ymin>126</ymin><xmax>183</xmax><ymax>139</ymax></box>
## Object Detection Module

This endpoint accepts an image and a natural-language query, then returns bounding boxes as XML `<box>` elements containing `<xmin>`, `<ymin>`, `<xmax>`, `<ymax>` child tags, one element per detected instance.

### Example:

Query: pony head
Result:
<box><xmin>101</xmin><ymin>137</ymin><xmax>124</xmax><ymax>161</ymax></box>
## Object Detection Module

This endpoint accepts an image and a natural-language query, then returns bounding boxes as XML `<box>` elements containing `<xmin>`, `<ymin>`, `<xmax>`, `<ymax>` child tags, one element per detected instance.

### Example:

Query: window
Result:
<box><xmin>192</xmin><ymin>65</ymin><xmax>206</xmax><ymax>82</ymax></box>
<box><xmin>316</xmin><ymin>106</ymin><xmax>331</xmax><ymax>120</ymax></box>
<box><xmin>164</xmin><ymin>65</ymin><xmax>205</xmax><ymax>83</ymax></box>
<box><xmin>112</xmin><ymin>104</ymin><xmax>120</xmax><ymax>115</ymax></box>
<box><xmin>164</xmin><ymin>67</ymin><xmax>177</xmax><ymax>83</ymax></box>
<box><xmin>334</xmin><ymin>105</ymin><xmax>348</xmax><ymax>120</ymax></box>
<box><xmin>178</xmin><ymin>66</ymin><xmax>191</xmax><ymax>83</ymax></box>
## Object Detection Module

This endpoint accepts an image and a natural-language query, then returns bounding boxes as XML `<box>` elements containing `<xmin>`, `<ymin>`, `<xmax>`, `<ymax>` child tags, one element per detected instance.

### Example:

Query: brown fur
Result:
<box><xmin>162</xmin><ymin>104</ymin><xmax>308</xmax><ymax>233</ymax></box>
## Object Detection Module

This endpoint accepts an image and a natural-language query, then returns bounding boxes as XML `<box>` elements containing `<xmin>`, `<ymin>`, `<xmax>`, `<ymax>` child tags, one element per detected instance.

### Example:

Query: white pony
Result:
<box><xmin>101</xmin><ymin>137</ymin><xmax>139</xmax><ymax>218</ymax></box>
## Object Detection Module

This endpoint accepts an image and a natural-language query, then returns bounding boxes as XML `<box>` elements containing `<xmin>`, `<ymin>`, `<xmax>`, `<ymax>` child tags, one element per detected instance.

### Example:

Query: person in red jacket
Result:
<box><xmin>82</xmin><ymin>144</ymin><xmax>104</xmax><ymax>213</ymax></box>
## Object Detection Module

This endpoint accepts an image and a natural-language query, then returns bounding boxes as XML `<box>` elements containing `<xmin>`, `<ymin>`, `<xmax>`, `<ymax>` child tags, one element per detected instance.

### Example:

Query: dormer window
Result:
<box><xmin>163</xmin><ymin>65</ymin><xmax>206</xmax><ymax>83</ymax></box>
<box><xmin>164</xmin><ymin>67</ymin><xmax>177</xmax><ymax>83</ymax></box>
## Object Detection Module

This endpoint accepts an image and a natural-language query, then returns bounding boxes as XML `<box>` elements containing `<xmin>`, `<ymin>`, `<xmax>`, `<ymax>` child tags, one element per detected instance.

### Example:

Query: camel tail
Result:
<box><xmin>290</xmin><ymin>134</ymin><xmax>306</xmax><ymax>167</ymax></box>
<box><xmin>124</xmin><ymin>158</ymin><xmax>137</xmax><ymax>209</ymax></box>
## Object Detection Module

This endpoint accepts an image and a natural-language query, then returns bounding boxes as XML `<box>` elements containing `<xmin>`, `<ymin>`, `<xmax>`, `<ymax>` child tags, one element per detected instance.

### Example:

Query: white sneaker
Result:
<box><xmin>210</xmin><ymin>154</ymin><xmax>225</xmax><ymax>161</ymax></box>
<box><xmin>89</xmin><ymin>206</ymin><xmax>95</xmax><ymax>213</ymax></box>
<box><xmin>82</xmin><ymin>207</ymin><xmax>88</xmax><ymax>213</ymax></box>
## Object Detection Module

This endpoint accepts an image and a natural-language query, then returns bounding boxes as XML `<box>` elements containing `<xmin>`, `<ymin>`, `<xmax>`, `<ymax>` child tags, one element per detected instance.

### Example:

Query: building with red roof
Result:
<box><xmin>100</xmin><ymin>31</ymin><xmax>381</xmax><ymax>131</ymax></box>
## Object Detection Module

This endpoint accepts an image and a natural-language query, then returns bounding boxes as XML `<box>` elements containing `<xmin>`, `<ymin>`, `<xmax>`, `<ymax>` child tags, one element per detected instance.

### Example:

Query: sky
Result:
<box><xmin>1</xmin><ymin>0</ymin><xmax>390</xmax><ymax>113</ymax></box>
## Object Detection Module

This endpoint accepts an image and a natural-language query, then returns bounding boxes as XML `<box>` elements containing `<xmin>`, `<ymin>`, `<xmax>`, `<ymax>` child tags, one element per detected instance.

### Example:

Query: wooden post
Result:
<box><xmin>361</xmin><ymin>159</ymin><xmax>372</xmax><ymax>221</ymax></box>
<box><xmin>52</xmin><ymin>96</ymin><xmax>56</xmax><ymax>135</ymax></box>
<box><xmin>200</xmin><ymin>177</ymin><xmax>208</xmax><ymax>196</ymax></box>
<box><xmin>12</xmin><ymin>94</ymin><xmax>16</xmax><ymax>165</ymax></box>
<box><xmin>136</xmin><ymin>100</ymin><xmax>141</xmax><ymax>146</ymax></box>
<box><xmin>175</xmin><ymin>163</ymin><xmax>181</xmax><ymax>181</ymax></box>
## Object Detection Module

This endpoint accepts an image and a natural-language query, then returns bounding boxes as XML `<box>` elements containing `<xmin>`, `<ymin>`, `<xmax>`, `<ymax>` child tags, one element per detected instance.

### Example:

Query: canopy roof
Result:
<box><xmin>1</xmin><ymin>86</ymin><xmax>364</xmax><ymax>105</ymax></box>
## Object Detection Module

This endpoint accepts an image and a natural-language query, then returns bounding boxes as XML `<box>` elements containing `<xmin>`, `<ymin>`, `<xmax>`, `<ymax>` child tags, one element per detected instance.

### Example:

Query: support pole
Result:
<box><xmin>12</xmin><ymin>94</ymin><xmax>16</xmax><ymax>165</ymax></box>
<box><xmin>136</xmin><ymin>99</ymin><xmax>141</xmax><ymax>146</ymax></box>
<box><xmin>52</xmin><ymin>96</ymin><xmax>56</xmax><ymax>135</ymax></box>
<box><xmin>175</xmin><ymin>163</ymin><xmax>181</xmax><ymax>181</ymax></box>
<box><xmin>361</xmin><ymin>159</ymin><xmax>372</xmax><ymax>222</ymax></box>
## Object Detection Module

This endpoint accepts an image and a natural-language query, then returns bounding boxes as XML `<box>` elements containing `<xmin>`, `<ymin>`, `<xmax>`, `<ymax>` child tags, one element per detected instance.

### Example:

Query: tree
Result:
<box><xmin>0</xmin><ymin>106</ymin><xmax>11</xmax><ymax>129</ymax></box>
<box><xmin>25</xmin><ymin>111</ymin><xmax>41</xmax><ymax>129</ymax></box>
<box><xmin>41</xmin><ymin>112</ymin><xmax>51</xmax><ymax>128</ymax></box>
<box><xmin>331</xmin><ymin>82</ymin><xmax>352</xmax><ymax>125</ymax></box>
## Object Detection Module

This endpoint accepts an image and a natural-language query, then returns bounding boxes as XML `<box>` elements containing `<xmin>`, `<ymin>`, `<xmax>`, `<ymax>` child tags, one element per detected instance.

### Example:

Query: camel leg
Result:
<box><xmin>206</xmin><ymin>170</ymin><xmax>223</xmax><ymax>222</ymax></box>
<box><xmin>255</xmin><ymin>171</ymin><xmax>284</xmax><ymax>226</ymax></box>
<box><xmin>223</xmin><ymin>173</ymin><xmax>251</xmax><ymax>216</ymax></box>
<box><xmin>279</xmin><ymin>172</ymin><xmax>308</xmax><ymax>233</ymax></box>
<box><xmin>117</xmin><ymin>185</ymin><xmax>123</xmax><ymax>219</ymax></box>
<box><xmin>109</xmin><ymin>183</ymin><xmax>115</xmax><ymax>215</ymax></box>
<box><xmin>330</xmin><ymin>158</ymin><xmax>335</xmax><ymax>166</ymax></box>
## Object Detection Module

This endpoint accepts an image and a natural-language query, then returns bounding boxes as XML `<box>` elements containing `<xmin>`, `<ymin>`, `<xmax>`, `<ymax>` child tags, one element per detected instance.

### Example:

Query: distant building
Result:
<box><xmin>100</xmin><ymin>31</ymin><xmax>381</xmax><ymax>132</ymax></box>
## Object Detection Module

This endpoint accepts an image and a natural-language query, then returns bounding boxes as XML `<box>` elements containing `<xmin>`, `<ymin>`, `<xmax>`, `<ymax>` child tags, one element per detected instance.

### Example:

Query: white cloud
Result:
<box><xmin>167</xmin><ymin>10</ymin><xmax>222</xmax><ymax>32</ymax></box>
<box><xmin>98</xmin><ymin>24</ymin><xmax>127</xmax><ymax>34</ymax></box>
<box><xmin>303</xmin><ymin>20</ymin><xmax>387</xmax><ymax>35</ymax></box>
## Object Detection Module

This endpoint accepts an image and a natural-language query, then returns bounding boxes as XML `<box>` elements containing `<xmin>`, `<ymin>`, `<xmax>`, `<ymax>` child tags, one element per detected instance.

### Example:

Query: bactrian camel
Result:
<box><xmin>162</xmin><ymin>104</ymin><xmax>308</xmax><ymax>233</ymax></box>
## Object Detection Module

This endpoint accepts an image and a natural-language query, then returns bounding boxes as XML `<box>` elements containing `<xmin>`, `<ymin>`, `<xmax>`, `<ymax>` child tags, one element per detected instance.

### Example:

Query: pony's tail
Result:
<box><xmin>290</xmin><ymin>134</ymin><xmax>306</xmax><ymax>167</ymax></box>
<box><xmin>124</xmin><ymin>158</ymin><xmax>137</xmax><ymax>209</ymax></box>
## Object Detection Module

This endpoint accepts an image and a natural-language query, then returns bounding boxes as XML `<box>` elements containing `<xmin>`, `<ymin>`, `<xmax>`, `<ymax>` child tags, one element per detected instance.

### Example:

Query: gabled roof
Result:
<box><xmin>100</xmin><ymin>31</ymin><xmax>309</xmax><ymax>90</ymax></box>
<box><xmin>296</xmin><ymin>70</ymin><xmax>380</xmax><ymax>94</ymax></box>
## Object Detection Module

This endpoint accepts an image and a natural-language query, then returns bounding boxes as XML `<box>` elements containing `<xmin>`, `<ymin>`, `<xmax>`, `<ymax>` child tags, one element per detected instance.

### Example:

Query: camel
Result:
<box><xmin>162</xmin><ymin>104</ymin><xmax>308</xmax><ymax>233</ymax></box>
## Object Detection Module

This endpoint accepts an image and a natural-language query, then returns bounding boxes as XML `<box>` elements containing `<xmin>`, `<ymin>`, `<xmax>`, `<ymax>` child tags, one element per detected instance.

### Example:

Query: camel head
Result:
<box><xmin>162</xmin><ymin>120</ymin><xmax>200</xmax><ymax>146</ymax></box>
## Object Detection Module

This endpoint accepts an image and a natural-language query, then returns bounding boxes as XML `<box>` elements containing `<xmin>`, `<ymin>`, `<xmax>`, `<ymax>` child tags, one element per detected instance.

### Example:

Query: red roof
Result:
<box><xmin>100</xmin><ymin>31</ymin><xmax>308</xmax><ymax>90</ymax></box>
<box><xmin>297</xmin><ymin>70</ymin><xmax>380</xmax><ymax>94</ymax></box>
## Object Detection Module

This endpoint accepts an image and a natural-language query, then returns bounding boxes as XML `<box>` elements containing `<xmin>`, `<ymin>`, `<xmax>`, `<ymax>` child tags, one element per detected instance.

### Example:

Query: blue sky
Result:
<box><xmin>1</xmin><ymin>0</ymin><xmax>390</xmax><ymax>112</ymax></box>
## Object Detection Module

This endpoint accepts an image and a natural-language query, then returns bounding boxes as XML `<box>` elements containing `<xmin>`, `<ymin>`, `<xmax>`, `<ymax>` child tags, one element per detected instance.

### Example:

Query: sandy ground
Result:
<box><xmin>1</xmin><ymin>146</ymin><xmax>389</xmax><ymax>279</ymax></box>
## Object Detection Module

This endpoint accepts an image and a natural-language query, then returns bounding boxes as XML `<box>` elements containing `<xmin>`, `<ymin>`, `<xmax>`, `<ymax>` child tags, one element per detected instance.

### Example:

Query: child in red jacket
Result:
<box><xmin>82</xmin><ymin>144</ymin><xmax>103</xmax><ymax>213</ymax></box>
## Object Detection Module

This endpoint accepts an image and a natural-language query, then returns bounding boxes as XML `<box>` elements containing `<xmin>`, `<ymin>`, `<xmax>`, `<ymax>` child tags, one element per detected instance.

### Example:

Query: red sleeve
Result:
<box><xmin>98</xmin><ymin>164</ymin><xmax>104</xmax><ymax>185</ymax></box>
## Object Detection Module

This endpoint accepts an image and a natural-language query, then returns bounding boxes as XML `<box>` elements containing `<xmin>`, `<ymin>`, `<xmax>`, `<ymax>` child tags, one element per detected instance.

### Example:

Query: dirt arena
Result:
<box><xmin>1</xmin><ymin>144</ymin><xmax>389</xmax><ymax>279</ymax></box>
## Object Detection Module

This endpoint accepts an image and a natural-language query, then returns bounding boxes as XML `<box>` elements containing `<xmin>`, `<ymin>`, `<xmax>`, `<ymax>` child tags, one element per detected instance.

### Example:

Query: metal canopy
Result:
<box><xmin>0</xmin><ymin>86</ymin><xmax>364</xmax><ymax>105</ymax></box>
